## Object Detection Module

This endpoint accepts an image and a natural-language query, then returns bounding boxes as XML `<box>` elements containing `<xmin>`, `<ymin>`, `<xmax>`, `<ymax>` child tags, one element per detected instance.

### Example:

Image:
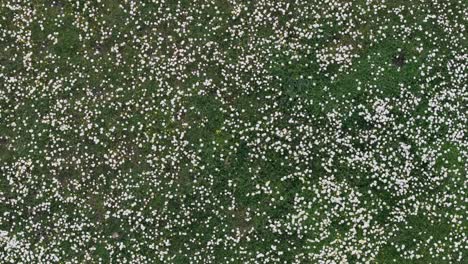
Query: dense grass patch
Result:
<box><xmin>0</xmin><ymin>0</ymin><xmax>466</xmax><ymax>263</ymax></box>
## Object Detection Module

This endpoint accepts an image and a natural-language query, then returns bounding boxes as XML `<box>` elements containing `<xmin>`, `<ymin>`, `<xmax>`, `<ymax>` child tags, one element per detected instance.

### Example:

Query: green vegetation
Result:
<box><xmin>0</xmin><ymin>0</ymin><xmax>466</xmax><ymax>263</ymax></box>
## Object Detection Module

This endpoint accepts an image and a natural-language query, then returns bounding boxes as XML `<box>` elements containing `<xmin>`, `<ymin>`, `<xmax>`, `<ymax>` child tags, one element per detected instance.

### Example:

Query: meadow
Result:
<box><xmin>0</xmin><ymin>0</ymin><xmax>466</xmax><ymax>263</ymax></box>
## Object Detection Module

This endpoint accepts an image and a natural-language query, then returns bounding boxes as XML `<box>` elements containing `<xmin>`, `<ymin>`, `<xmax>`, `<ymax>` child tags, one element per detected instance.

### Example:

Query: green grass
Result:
<box><xmin>0</xmin><ymin>0</ymin><xmax>466</xmax><ymax>262</ymax></box>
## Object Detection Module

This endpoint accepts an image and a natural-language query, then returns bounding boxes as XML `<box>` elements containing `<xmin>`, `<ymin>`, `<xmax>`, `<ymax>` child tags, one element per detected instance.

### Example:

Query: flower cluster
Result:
<box><xmin>0</xmin><ymin>0</ymin><xmax>466</xmax><ymax>263</ymax></box>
